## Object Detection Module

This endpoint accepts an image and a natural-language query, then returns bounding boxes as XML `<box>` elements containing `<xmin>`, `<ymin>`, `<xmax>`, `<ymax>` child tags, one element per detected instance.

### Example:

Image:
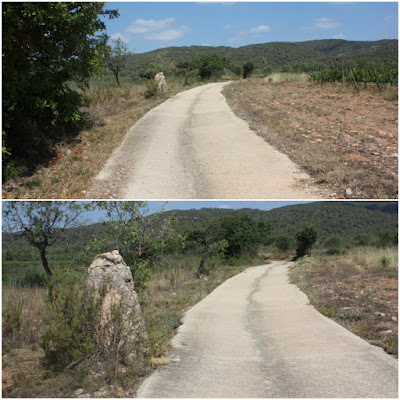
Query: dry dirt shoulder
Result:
<box><xmin>223</xmin><ymin>79</ymin><xmax>398</xmax><ymax>199</ymax></box>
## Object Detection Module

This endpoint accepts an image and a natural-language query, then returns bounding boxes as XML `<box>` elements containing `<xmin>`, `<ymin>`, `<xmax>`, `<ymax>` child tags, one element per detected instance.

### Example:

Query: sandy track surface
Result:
<box><xmin>87</xmin><ymin>83</ymin><xmax>321</xmax><ymax>199</ymax></box>
<box><xmin>136</xmin><ymin>261</ymin><xmax>398</xmax><ymax>398</ymax></box>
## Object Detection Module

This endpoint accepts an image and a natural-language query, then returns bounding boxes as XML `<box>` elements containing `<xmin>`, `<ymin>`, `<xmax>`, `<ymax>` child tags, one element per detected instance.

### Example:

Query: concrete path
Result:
<box><xmin>87</xmin><ymin>83</ymin><xmax>320</xmax><ymax>199</ymax></box>
<box><xmin>136</xmin><ymin>261</ymin><xmax>398</xmax><ymax>398</ymax></box>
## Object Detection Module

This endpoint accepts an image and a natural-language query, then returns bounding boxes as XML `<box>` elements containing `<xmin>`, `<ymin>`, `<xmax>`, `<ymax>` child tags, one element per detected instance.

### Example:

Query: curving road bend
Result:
<box><xmin>87</xmin><ymin>83</ymin><xmax>321</xmax><ymax>199</ymax></box>
<box><xmin>136</xmin><ymin>261</ymin><xmax>398</xmax><ymax>398</ymax></box>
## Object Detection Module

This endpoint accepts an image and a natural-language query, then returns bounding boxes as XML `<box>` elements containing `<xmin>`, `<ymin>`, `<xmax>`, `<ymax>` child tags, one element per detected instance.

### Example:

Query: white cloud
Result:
<box><xmin>119</xmin><ymin>17</ymin><xmax>189</xmax><ymax>43</ymax></box>
<box><xmin>144</xmin><ymin>27</ymin><xmax>189</xmax><ymax>41</ymax></box>
<box><xmin>229</xmin><ymin>24</ymin><xmax>271</xmax><ymax>43</ymax></box>
<box><xmin>218</xmin><ymin>204</ymin><xmax>233</xmax><ymax>209</ymax></box>
<box><xmin>303</xmin><ymin>17</ymin><xmax>342</xmax><ymax>30</ymax></box>
<box><xmin>110</xmin><ymin>32</ymin><xmax>129</xmax><ymax>43</ymax></box>
<box><xmin>333</xmin><ymin>33</ymin><xmax>347</xmax><ymax>39</ymax></box>
<box><xmin>384</xmin><ymin>15</ymin><xmax>395</xmax><ymax>24</ymax></box>
<box><xmin>126</xmin><ymin>18</ymin><xmax>175</xmax><ymax>34</ymax></box>
<box><xmin>249</xmin><ymin>25</ymin><xmax>271</xmax><ymax>34</ymax></box>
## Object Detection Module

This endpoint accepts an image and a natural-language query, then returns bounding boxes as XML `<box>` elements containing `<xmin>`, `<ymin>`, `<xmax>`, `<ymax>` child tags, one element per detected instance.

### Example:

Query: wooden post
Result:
<box><xmin>349</xmin><ymin>68</ymin><xmax>359</xmax><ymax>91</ymax></box>
<box><xmin>372</xmin><ymin>68</ymin><xmax>382</xmax><ymax>92</ymax></box>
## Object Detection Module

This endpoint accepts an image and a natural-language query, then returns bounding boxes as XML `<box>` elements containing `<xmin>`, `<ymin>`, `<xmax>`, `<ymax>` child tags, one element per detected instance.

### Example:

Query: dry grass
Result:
<box><xmin>2</xmin><ymin>79</ymin><xmax>201</xmax><ymax>199</ymax></box>
<box><xmin>223</xmin><ymin>78</ymin><xmax>398</xmax><ymax>199</ymax></box>
<box><xmin>2</xmin><ymin>253</ymin><xmax>261</xmax><ymax>397</ymax></box>
<box><xmin>2</xmin><ymin>286</ymin><xmax>49</xmax><ymax>351</ymax></box>
<box><xmin>264</xmin><ymin>72</ymin><xmax>310</xmax><ymax>83</ymax></box>
<box><xmin>290</xmin><ymin>247</ymin><xmax>398</xmax><ymax>356</ymax></box>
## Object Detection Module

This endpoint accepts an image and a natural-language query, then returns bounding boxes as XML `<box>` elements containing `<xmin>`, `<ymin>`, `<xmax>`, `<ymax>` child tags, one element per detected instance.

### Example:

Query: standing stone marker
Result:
<box><xmin>87</xmin><ymin>250</ymin><xmax>147</xmax><ymax>365</ymax></box>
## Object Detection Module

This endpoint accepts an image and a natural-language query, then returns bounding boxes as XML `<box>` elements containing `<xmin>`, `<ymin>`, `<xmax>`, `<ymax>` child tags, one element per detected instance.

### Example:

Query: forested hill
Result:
<box><xmin>164</xmin><ymin>201</ymin><xmax>397</xmax><ymax>238</ymax></box>
<box><xmin>125</xmin><ymin>39</ymin><xmax>398</xmax><ymax>75</ymax></box>
<box><xmin>2</xmin><ymin>201</ymin><xmax>397</xmax><ymax>257</ymax></box>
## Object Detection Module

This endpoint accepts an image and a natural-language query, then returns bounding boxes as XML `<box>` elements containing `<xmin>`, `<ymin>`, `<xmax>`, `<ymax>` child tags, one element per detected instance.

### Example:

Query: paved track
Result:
<box><xmin>88</xmin><ymin>83</ymin><xmax>320</xmax><ymax>199</ymax></box>
<box><xmin>137</xmin><ymin>261</ymin><xmax>398</xmax><ymax>398</ymax></box>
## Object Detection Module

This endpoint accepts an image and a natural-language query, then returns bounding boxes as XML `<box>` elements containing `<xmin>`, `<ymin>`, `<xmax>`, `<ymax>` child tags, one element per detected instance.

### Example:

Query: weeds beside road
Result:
<box><xmin>290</xmin><ymin>246</ymin><xmax>398</xmax><ymax>357</ymax></box>
<box><xmin>2</xmin><ymin>79</ymin><xmax>204</xmax><ymax>199</ymax></box>
<box><xmin>223</xmin><ymin>77</ymin><xmax>398</xmax><ymax>199</ymax></box>
<box><xmin>2</xmin><ymin>253</ymin><xmax>261</xmax><ymax>397</ymax></box>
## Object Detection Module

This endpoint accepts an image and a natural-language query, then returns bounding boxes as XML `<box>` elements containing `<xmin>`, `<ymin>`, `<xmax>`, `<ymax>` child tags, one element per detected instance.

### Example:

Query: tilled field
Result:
<box><xmin>224</xmin><ymin>80</ymin><xmax>398</xmax><ymax>199</ymax></box>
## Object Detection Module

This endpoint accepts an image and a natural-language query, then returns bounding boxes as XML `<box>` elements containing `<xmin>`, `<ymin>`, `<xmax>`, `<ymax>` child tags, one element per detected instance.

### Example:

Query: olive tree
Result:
<box><xmin>3</xmin><ymin>201</ymin><xmax>86</xmax><ymax>280</ymax></box>
<box><xmin>94</xmin><ymin>201</ymin><xmax>177</xmax><ymax>291</ymax></box>
<box><xmin>108</xmin><ymin>37</ymin><xmax>129</xmax><ymax>87</ymax></box>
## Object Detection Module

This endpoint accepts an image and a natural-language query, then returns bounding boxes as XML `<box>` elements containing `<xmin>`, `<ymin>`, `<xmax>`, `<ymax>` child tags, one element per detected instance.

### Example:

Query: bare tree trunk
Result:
<box><xmin>40</xmin><ymin>247</ymin><xmax>53</xmax><ymax>280</ymax></box>
<box><xmin>115</xmin><ymin>72</ymin><xmax>120</xmax><ymax>87</ymax></box>
<box><xmin>196</xmin><ymin>248</ymin><xmax>212</xmax><ymax>278</ymax></box>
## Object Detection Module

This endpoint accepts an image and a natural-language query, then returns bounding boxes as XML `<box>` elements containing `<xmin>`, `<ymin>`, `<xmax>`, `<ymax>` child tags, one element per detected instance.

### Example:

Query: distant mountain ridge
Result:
<box><xmin>3</xmin><ymin>201</ymin><xmax>397</xmax><ymax>259</ymax></box>
<box><xmin>165</xmin><ymin>201</ymin><xmax>397</xmax><ymax>238</ymax></box>
<box><xmin>125</xmin><ymin>39</ymin><xmax>398</xmax><ymax>75</ymax></box>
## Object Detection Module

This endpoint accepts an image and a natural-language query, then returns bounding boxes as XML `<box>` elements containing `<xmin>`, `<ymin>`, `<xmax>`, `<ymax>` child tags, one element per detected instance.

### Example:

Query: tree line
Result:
<box><xmin>3</xmin><ymin>202</ymin><xmax>322</xmax><ymax>289</ymax></box>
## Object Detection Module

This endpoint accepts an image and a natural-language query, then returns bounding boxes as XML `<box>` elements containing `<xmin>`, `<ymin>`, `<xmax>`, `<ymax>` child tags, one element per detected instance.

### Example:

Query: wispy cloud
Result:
<box><xmin>303</xmin><ymin>17</ymin><xmax>342</xmax><ymax>30</ymax></box>
<box><xmin>120</xmin><ymin>17</ymin><xmax>189</xmax><ymax>43</ymax></box>
<box><xmin>333</xmin><ymin>33</ymin><xmax>347</xmax><ymax>39</ymax></box>
<box><xmin>229</xmin><ymin>24</ymin><xmax>271</xmax><ymax>43</ymax></box>
<box><xmin>223</xmin><ymin>23</ymin><xmax>241</xmax><ymax>30</ymax></box>
<box><xmin>126</xmin><ymin>18</ymin><xmax>175</xmax><ymax>34</ymax></box>
<box><xmin>144</xmin><ymin>27</ymin><xmax>189</xmax><ymax>41</ymax></box>
<box><xmin>384</xmin><ymin>15</ymin><xmax>396</xmax><ymax>24</ymax></box>
<box><xmin>110</xmin><ymin>32</ymin><xmax>129</xmax><ymax>43</ymax></box>
<box><xmin>218</xmin><ymin>204</ymin><xmax>233</xmax><ymax>209</ymax></box>
<box><xmin>249</xmin><ymin>25</ymin><xmax>271</xmax><ymax>34</ymax></box>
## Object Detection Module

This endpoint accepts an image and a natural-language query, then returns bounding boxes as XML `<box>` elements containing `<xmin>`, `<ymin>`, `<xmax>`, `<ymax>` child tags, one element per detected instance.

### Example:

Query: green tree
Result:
<box><xmin>242</xmin><ymin>61</ymin><xmax>255</xmax><ymax>79</ymax></box>
<box><xmin>196</xmin><ymin>53</ymin><xmax>229</xmax><ymax>79</ymax></box>
<box><xmin>275</xmin><ymin>235</ymin><xmax>294</xmax><ymax>252</ymax></box>
<box><xmin>2</xmin><ymin>2</ymin><xmax>118</xmax><ymax>171</ymax></box>
<box><xmin>187</xmin><ymin>229</ymin><xmax>228</xmax><ymax>278</ymax></box>
<box><xmin>295</xmin><ymin>226</ymin><xmax>318</xmax><ymax>258</ymax></box>
<box><xmin>94</xmin><ymin>202</ymin><xmax>176</xmax><ymax>291</ymax></box>
<box><xmin>3</xmin><ymin>201</ymin><xmax>86</xmax><ymax>280</ymax></box>
<box><xmin>108</xmin><ymin>37</ymin><xmax>129</xmax><ymax>87</ymax></box>
<box><xmin>213</xmin><ymin>213</ymin><xmax>271</xmax><ymax>258</ymax></box>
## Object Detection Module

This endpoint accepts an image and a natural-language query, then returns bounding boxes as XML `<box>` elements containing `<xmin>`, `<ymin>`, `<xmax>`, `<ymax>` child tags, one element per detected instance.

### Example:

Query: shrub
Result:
<box><xmin>143</xmin><ymin>79</ymin><xmax>158</xmax><ymax>98</ymax></box>
<box><xmin>41</xmin><ymin>275</ymin><xmax>101</xmax><ymax>370</ymax></box>
<box><xmin>196</xmin><ymin>53</ymin><xmax>230</xmax><ymax>79</ymax></box>
<box><xmin>3</xmin><ymin>299</ymin><xmax>24</xmax><ymax>340</ymax></box>
<box><xmin>242</xmin><ymin>61</ymin><xmax>255</xmax><ymax>79</ymax></box>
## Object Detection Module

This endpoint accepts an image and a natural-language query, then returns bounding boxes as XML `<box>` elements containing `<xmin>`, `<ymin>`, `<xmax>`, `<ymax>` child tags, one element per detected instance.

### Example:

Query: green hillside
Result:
<box><xmin>3</xmin><ymin>201</ymin><xmax>397</xmax><ymax>259</ymax></box>
<box><xmin>123</xmin><ymin>39</ymin><xmax>398</xmax><ymax>77</ymax></box>
<box><xmin>164</xmin><ymin>201</ymin><xmax>397</xmax><ymax>238</ymax></box>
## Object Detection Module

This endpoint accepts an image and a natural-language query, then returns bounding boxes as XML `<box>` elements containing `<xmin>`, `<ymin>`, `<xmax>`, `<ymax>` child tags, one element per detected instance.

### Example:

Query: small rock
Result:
<box><xmin>74</xmin><ymin>388</ymin><xmax>84</xmax><ymax>396</ymax></box>
<box><xmin>345</xmin><ymin>188</ymin><xmax>352</xmax><ymax>197</ymax></box>
<box><xmin>374</xmin><ymin>312</ymin><xmax>386</xmax><ymax>317</ymax></box>
<box><xmin>391</xmin><ymin>316</ymin><xmax>397</xmax><ymax>321</ymax></box>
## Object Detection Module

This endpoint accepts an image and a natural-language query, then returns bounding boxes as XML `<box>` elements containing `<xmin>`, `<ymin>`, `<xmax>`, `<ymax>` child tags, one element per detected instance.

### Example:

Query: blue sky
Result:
<box><xmin>103</xmin><ymin>2</ymin><xmax>398</xmax><ymax>53</ymax></box>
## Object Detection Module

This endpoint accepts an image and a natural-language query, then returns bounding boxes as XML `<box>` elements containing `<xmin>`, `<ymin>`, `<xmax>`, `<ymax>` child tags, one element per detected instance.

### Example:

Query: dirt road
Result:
<box><xmin>88</xmin><ymin>83</ymin><xmax>320</xmax><ymax>199</ymax></box>
<box><xmin>136</xmin><ymin>262</ymin><xmax>398</xmax><ymax>398</ymax></box>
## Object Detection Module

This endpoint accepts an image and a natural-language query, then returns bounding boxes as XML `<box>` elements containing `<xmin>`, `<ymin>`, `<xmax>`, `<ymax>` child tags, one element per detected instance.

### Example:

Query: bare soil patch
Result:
<box><xmin>224</xmin><ymin>80</ymin><xmax>398</xmax><ymax>199</ymax></box>
<box><xmin>290</xmin><ymin>248</ymin><xmax>398</xmax><ymax>357</ymax></box>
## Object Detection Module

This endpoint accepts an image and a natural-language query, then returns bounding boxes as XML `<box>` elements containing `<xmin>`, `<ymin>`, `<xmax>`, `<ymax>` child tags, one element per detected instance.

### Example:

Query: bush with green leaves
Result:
<box><xmin>195</xmin><ymin>53</ymin><xmax>230</xmax><ymax>79</ymax></box>
<box><xmin>2</xmin><ymin>2</ymin><xmax>118</xmax><ymax>173</ymax></box>
<box><xmin>295</xmin><ymin>226</ymin><xmax>318</xmax><ymax>258</ymax></box>
<box><xmin>212</xmin><ymin>213</ymin><xmax>271</xmax><ymax>258</ymax></box>
<box><xmin>242</xmin><ymin>61</ymin><xmax>255</xmax><ymax>79</ymax></box>
<box><xmin>92</xmin><ymin>202</ymin><xmax>177</xmax><ymax>291</ymax></box>
<box><xmin>275</xmin><ymin>235</ymin><xmax>294</xmax><ymax>252</ymax></box>
<box><xmin>41</xmin><ymin>269</ymin><xmax>101</xmax><ymax>370</ymax></box>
